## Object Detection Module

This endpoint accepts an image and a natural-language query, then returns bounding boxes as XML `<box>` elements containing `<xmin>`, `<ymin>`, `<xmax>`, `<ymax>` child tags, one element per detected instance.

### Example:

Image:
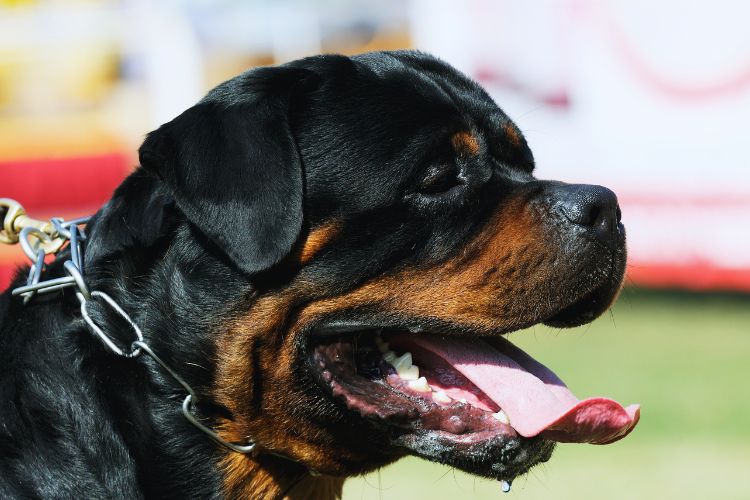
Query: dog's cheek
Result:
<box><xmin>211</xmin><ymin>295</ymin><xmax>387</xmax><ymax>479</ymax></box>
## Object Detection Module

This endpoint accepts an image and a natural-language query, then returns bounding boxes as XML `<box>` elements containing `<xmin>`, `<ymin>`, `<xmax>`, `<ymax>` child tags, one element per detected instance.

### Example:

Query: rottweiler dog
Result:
<box><xmin>0</xmin><ymin>51</ymin><xmax>638</xmax><ymax>499</ymax></box>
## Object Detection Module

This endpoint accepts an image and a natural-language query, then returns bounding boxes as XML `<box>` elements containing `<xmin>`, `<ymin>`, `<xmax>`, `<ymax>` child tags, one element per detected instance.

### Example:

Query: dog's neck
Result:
<box><xmin>222</xmin><ymin>453</ymin><xmax>344</xmax><ymax>499</ymax></box>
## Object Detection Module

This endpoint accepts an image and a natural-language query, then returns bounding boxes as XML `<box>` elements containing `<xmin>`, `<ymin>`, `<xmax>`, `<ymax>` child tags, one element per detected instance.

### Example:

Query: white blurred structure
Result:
<box><xmin>411</xmin><ymin>0</ymin><xmax>750</xmax><ymax>291</ymax></box>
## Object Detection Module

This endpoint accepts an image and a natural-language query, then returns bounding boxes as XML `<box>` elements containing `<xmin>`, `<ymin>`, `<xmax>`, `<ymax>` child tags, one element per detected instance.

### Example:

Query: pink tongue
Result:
<box><xmin>404</xmin><ymin>335</ymin><xmax>640</xmax><ymax>444</ymax></box>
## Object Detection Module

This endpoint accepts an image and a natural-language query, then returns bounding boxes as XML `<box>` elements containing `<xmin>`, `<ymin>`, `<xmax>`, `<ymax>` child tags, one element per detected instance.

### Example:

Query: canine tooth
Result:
<box><xmin>383</xmin><ymin>351</ymin><xmax>397</xmax><ymax>363</ymax></box>
<box><xmin>397</xmin><ymin>364</ymin><xmax>419</xmax><ymax>380</ymax></box>
<box><xmin>459</xmin><ymin>398</ymin><xmax>468</xmax><ymax>405</ymax></box>
<box><xmin>392</xmin><ymin>352</ymin><xmax>413</xmax><ymax>371</ymax></box>
<box><xmin>492</xmin><ymin>410</ymin><xmax>510</xmax><ymax>424</ymax></box>
<box><xmin>408</xmin><ymin>377</ymin><xmax>431</xmax><ymax>392</ymax></box>
<box><xmin>432</xmin><ymin>390</ymin><xmax>452</xmax><ymax>403</ymax></box>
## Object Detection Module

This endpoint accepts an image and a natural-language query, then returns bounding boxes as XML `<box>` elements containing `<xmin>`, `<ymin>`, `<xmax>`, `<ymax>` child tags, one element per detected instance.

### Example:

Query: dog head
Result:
<box><xmin>103</xmin><ymin>51</ymin><xmax>636</xmax><ymax>496</ymax></box>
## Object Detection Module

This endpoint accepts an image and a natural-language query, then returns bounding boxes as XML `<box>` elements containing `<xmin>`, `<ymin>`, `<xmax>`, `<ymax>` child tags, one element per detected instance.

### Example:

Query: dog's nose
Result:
<box><xmin>553</xmin><ymin>184</ymin><xmax>621</xmax><ymax>244</ymax></box>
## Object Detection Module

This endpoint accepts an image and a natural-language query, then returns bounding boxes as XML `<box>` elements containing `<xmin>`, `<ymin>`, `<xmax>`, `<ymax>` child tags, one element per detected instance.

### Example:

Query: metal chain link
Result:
<box><xmin>1</xmin><ymin>199</ymin><xmax>255</xmax><ymax>454</ymax></box>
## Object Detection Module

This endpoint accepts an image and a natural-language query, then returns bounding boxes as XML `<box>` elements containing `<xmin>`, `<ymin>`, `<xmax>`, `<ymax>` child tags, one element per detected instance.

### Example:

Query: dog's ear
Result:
<box><xmin>138</xmin><ymin>66</ymin><xmax>316</xmax><ymax>275</ymax></box>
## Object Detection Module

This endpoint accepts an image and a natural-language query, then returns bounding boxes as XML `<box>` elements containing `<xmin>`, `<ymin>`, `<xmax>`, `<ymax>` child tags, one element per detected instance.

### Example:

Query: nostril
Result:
<box><xmin>581</xmin><ymin>205</ymin><xmax>602</xmax><ymax>228</ymax></box>
<box><xmin>554</xmin><ymin>184</ymin><xmax>621</xmax><ymax>242</ymax></box>
<box><xmin>591</xmin><ymin>203</ymin><xmax>615</xmax><ymax>233</ymax></box>
<box><xmin>597</xmin><ymin>207</ymin><xmax>614</xmax><ymax>233</ymax></box>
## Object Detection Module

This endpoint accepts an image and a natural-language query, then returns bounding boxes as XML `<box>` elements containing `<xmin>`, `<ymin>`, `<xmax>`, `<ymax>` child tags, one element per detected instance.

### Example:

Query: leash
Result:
<box><xmin>0</xmin><ymin>198</ymin><xmax>256</xmax><ymax>454</ymax></box>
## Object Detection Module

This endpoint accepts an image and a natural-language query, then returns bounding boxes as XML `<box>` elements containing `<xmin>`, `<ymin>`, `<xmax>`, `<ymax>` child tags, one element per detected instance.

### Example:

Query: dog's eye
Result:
<box><xmin>416</xmin><ymin>162</ymin><xmax>460</xmax><ymax>195</ymax></box>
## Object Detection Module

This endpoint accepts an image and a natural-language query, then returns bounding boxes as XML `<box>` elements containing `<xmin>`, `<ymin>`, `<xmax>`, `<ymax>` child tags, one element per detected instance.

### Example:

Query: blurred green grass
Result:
<box><xmin>344</xmin><ymin>289</ymin><xmax>750</xmax><ymax>500</ymax></box>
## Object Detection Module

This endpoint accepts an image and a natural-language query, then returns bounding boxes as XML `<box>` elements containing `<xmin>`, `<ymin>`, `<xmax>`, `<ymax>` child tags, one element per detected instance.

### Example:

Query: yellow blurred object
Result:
<box><xmin>0</xmin><ymin>46</ymin><xmax>119</xmax><ymax>110</ymax></box>
<box><xmin>0</xmin><ymin>0</ymin><xmax>37</xmax><ymax>7</ymax></box>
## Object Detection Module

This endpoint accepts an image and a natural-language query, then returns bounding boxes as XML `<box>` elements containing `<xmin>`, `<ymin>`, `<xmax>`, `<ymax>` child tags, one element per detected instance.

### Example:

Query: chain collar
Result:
<box><xmin>2</xmin><ymin>200</ymin><xmax>256</xmax><ymax>455</ymax></box>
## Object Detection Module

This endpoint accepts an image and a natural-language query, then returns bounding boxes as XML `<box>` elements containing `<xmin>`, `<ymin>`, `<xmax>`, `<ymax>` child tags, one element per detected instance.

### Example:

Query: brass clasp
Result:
<box><xmin>0</xmin><ymin>198</ymin><xmax>64</xmax><ymax>254</ymax></box>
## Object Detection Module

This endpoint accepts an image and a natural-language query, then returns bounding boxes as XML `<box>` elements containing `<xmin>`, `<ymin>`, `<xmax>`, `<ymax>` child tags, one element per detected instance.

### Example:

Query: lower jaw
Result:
<box><xmin>393</xmin><ymin>430</ymin><xmax>554</xmax><ymax>480</ymax></box>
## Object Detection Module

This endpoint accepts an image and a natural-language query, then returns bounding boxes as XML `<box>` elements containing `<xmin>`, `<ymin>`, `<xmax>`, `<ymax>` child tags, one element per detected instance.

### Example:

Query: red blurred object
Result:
<box><xmin>1</xmin><ymin>153</ymin><xmax>131</xmax><ymax>213</ymax></box>
<box><xmin>627</xmin><ymin>263</ymin><xmax>750</xmax><ymax>293</ymax></box>
<box><xmin>0</xmin><ymin>265</ymin><xmax>16</xmax><ymax>290</ymax></box>
<box><xmin>1</xmin><ymin>153</ymin><xmax>131</xmax><ymax>290</ymax></box>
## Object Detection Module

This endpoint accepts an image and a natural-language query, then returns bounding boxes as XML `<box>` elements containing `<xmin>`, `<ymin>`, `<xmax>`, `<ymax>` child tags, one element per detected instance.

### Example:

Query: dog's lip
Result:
<box><xmin>311</xmin><ymin>319</ymin><xmax>434</xmax><ymax>337</ymax></box>
<box><xmin>310</xmin><ymin>317</ymin><xmax>520</xmax><ymax>342</ymax></box>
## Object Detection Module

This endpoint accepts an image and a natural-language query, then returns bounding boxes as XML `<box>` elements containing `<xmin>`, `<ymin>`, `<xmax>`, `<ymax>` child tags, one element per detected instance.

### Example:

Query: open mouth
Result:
<box><xmin>305</xmin><ymin>243</ymin><xmax>635</xmax><ymax>481</ymax></box>
<box><xmin>307</xmin><ymin>317</ymin><xmax>639</xmax><ymax>480</ymax></box>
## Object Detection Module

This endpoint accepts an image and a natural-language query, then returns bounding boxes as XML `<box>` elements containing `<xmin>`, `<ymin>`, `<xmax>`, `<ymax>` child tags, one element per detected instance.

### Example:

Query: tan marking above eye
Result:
<box><xmin>502</xmin><ymin>122</ymin><xmax>522</xmax><ymax>146</ymax></box>
<box><xmin>451</xmin><ymin>131</ymin><xmax>480</xmax><ymax>156</ymax></box>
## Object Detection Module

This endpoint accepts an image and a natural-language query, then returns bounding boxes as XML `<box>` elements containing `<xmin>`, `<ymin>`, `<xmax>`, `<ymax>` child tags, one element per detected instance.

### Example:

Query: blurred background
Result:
<box><xmin>0</xmin><ymin>0</ymin><xmax>748</xmax><ymax>498</ymax></box>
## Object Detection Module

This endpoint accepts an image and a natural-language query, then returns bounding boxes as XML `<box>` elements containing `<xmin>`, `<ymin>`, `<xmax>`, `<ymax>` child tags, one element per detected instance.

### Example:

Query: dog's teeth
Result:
<box><xmin>408</xmin><ymin>376</ymin><xmax>431</xmax><ymax>392</ymax></box>
<box><xmin>432</xmin><ymin>390</ymin><xmax>452</xmax><ymax>403</ymax></box>
<box><xmin>382</xmin><ymin>351</ymin><xmax>397</xmax><ymax>363</ymax></box>
<box><xmin>392</xmin><ymin>352</ymin><xmax>413</xmax><ymax>371</ymax></box>
<box><xmin>393</xmin><ymin>352</ymin><xmax>418</xmax><ymax>379</ymax></box>
<box><xmin>492</xmin><ymin>410</ymin><xmax>510</xmax><ymax>424</ymax></box>
<box><xmin>459</xmin><ymin>398</ymin><xmax>468</xmax><ymax>405</ymax></box>
<box><xmin>397</xmin><ymin>364</ymin><xmax>419</xmax><ymax>380</ymax></box>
